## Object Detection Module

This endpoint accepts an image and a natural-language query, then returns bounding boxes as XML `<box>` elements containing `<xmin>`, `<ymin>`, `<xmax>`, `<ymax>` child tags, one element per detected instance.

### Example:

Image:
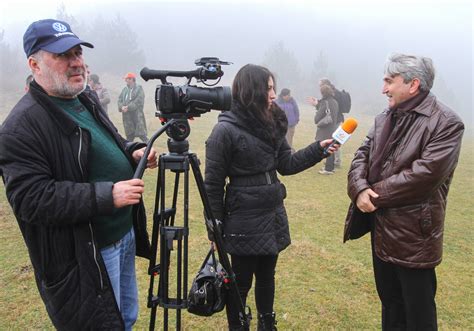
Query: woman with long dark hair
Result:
<box><xmin>204</xmin><ymin>64</ymin><xmax>338</xmax><ymax>330</ymax></box>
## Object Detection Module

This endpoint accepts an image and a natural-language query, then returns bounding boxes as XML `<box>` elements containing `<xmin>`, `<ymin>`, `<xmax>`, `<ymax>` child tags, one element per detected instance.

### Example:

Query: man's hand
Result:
<box><xmin>132</xmin><ymin>147</ymin><xmax>158</xmax><ymax>169</ymax></box>
<box><xmin>320</xmin><ymin>139</ymin><xmax>339</xmax><ymax>154</ymax></box>
<box><xmin>121</xmin><ymin>106</ymin><xmax>128</xmax><ymax>113</ymax></box>
<box><xmin>306</xmin><ymin>96</ymin><xmax>318</xmax><ymax>107</ymax></box>
<box><xmin>112</xmin><ymin>179</ymin><xmax>145</xmax><ymax>208</ymax></box>
<box><xmin>356</xmin><ymin>188</ymin><xmax>379</xmax><ymax>213</ymax></box>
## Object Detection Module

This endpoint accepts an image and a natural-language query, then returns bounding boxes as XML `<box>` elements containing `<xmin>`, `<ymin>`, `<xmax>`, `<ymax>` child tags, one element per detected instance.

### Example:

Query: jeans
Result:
<box><xmin>100</xmin><ymin>229</ymin><xmax>138</xmax><ymax>330</ymax></box>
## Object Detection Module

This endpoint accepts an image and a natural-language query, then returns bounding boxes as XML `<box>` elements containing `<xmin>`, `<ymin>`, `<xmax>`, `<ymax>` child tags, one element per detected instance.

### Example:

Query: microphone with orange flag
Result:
<box><xmin>323</xmin><ymin>118</ymin><xmax>358</xmax><ymax>155</ymax></box>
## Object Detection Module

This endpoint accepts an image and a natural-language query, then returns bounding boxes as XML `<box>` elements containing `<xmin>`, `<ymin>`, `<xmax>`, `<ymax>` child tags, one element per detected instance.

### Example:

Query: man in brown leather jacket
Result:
<box><xmin>344</xmin><ymin>53</ymin><xmax>464</xmax><ymax>330</ymax></box>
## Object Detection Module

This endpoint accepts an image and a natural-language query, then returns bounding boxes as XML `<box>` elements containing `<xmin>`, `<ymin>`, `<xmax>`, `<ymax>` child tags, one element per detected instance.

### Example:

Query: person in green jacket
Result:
<box><xmin>118</xmin><ymin>72</ymin><xmax>148</xmax><ymax>142</ymax></box>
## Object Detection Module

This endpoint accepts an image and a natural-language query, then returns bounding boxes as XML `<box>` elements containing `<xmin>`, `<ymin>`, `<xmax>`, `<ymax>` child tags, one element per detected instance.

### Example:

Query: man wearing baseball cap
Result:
<box><xmin>0</xmin><ymin>19</ymin><xmax>157</xmax><ymax>330</ymax></box>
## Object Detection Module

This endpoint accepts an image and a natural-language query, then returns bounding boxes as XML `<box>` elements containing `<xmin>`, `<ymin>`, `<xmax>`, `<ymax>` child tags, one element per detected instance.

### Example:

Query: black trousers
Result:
<box><xmin>371</xmin><ymin>238</ymin><xmax>438</xmax><ymax>330</ymax></box>
<box><xmin>225</xmin><ymin>254</ymin><xmax>278</xmax><ymax>327</ymax></box>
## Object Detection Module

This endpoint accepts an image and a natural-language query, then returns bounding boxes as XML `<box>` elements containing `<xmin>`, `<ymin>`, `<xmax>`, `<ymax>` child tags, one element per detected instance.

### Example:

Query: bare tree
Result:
<box><xmin>83</xmin><ymin>14</ymin><xmax>146</xmax><ymax>76</ymax></box>
<box><xmin>56</xmin><ymin>3</ymin><xmax>79</xmax><ymax>27</ymax></box>
<box><xmin>0</xmin><ymin>30</ymin><xmax>25</xmax><ymax>92</ymax></box>
<box><xmin>262</xmin><ymin>41</ymin><xmax>302</xmax><ymax>96</ymax></box>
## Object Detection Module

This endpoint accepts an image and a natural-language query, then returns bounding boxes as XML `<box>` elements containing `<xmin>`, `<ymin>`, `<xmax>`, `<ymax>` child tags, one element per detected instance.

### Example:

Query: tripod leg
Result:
<box><xmin>153</xmin><ymin>153</ymin><xmax>190</xmax><ymax>331</ymax></box>
<box><xmin>188</xmin><ymin>153</ymin><xmax>252</xmax><ymax>328</ymax></box>
<box><xmin>148</xmin><ymin>155</ymin><xmax>165</xmax><ymax>331</ymax></box>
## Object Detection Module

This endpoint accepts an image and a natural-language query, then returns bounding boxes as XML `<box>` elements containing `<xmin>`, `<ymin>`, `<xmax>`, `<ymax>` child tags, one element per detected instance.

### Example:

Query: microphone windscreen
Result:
<box><xmin>341</xmin><ymin>118</ymin><xmax>358</xmax><ymax>134</ymax></box>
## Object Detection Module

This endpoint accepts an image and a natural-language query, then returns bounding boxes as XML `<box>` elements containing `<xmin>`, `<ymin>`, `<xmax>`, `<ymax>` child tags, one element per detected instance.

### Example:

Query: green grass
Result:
<box><xmin>0</xmin><ymin>106</ymin><xmax>472</xmax><ymax>330</ymax></box>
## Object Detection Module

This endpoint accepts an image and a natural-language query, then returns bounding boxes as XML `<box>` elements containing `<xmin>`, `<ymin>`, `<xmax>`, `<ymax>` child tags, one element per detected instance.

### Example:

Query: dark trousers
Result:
<box><xmin>372</xmin><ymin>240</ymin><xmax>438</xmax><ymax>330</ymax></box>
<box><xmin>324</xmin><ymin>153</ymin><xmax>335</xmax><ymax>171</ymax></box>
<box><xmin>226</xmin><ymin>254</ymin><xmax>278</xmax><ymax>327</ymax></box>
<box><xmin>126</xmin><ymin>134</ymin><xmax>148</xmax><ymax>143</ymax></box>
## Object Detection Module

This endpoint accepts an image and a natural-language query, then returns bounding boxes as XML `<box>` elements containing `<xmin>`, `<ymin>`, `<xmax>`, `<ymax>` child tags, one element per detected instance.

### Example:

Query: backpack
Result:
<box><xmin>336</xmin><ymin>89</ymin><xmax>351</xmax><ymax>113</ymax></box>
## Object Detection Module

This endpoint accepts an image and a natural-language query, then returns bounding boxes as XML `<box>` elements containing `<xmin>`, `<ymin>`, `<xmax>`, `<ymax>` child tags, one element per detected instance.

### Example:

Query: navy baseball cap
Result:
<box><xmin>23</xmin><ymin>19</ymin><xmax>93</xmax><ymax>57</ymax></box>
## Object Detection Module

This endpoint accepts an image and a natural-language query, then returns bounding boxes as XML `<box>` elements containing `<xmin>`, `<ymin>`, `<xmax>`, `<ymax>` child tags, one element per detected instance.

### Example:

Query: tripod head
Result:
<box><xmin>133</xmin><ymin>118</ymin><xmax>194</xmax><ymax>179</ymax></box>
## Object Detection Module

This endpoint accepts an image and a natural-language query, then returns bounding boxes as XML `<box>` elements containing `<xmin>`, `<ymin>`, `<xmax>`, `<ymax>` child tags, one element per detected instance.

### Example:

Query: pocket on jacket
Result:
<box><xmin>384</xmin><ymin>203</ymin><xmax>427</xmax><ymax>239</ymax></box>
<box><xmin>224</xmin><ymin>211</ymin><xmax>273</xmax><ymax>236</ymax></box>
<box><xmin>225</xmin><ymin>232</ymin><xmax>278</xmax><ymax>255</ymax></box>
<box><xmin>418</xmin><ymin>202</ymin><xmax>432</xmax><ymax>237</ymax></box>
<box><xmin>41</xmin><ymin>263</ymin><xmax>80</xmax><ymax>319</ymax></box>
<box><xmin>225</xmin><ymin>184</ymin><xmax>280</xmax><ymax>212</ymax></box>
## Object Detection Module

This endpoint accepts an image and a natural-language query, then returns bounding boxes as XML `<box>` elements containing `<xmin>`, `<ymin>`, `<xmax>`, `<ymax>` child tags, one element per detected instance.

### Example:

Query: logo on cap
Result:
<box><xmin>23</xmin><ymin>18</ymin><xmax>94</xmax><ymax>57</ymax></box>
<box><xmin>52</xmin><ymin>22</ymin><xmax>68</xmax><ymax>32</ymax></box>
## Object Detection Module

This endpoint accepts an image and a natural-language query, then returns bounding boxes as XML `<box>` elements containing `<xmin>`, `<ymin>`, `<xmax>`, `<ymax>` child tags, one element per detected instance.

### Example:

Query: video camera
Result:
<box><xmin>140</xmin><ymin>57</ymin><xmax>232</xmax><ymax>120</ymax></box>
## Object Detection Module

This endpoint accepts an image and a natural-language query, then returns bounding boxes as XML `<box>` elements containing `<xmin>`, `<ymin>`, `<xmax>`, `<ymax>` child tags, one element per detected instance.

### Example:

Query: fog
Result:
<box><xmin>0</xmin><ymin>0</ymin><xmax>472</xmax><ymax>128</ymax></box>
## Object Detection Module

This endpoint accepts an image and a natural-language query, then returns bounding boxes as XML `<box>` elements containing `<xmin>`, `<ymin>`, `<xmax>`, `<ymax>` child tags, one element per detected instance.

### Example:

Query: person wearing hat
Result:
<box><xmin>0</xmin><ymin>19</ymin><xmax>157</xmax><ymax>330</ymax></box>
<box><xmin>118</xmin><ymin>72</ymin><xmax>148</xmax><ymax>142</ymax></box>
<box><xmin>89</xmin><ymin>73</ymin><xmax>111</xmax><ymax>114</ymax></box>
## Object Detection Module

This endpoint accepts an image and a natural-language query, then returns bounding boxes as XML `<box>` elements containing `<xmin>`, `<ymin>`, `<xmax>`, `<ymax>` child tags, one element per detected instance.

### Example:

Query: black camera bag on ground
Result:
<box><xmin>187</xmin><ymin>247</ymin><xmax>227</xmax><ymax>316</ymax></box>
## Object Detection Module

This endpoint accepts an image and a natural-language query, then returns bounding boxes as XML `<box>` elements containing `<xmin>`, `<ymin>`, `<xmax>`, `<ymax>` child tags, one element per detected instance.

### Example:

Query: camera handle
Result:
<box><xmin>133</xmin><ymin>122</ymin><xmax>251</xmax><ymax>331</ymax></box>
<box><xmin>133</xmin><ymin>119</ymin><xmax>176</xmax><ymax>179</ymax></box>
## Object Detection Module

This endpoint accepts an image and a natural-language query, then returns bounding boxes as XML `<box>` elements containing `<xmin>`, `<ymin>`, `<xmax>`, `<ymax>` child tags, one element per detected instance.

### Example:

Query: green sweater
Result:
<box><xmin>52</xmin><ymin>97</ymin><xmax>134</xmax><ymax>248</ymax></box>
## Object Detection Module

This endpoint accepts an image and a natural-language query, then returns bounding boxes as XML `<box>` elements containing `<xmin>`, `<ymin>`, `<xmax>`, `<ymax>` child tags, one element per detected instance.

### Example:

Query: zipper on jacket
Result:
<box><xmin>77</xmin><ymin>127</ymin><xmax>85</xmax><ymax>176</ymax></box>
<box><xmin>89</xmin><ymin>223</ymin><xmax>104</xmax><ymax>290</ymax></box>
<box><xmin>77</xmin><ymin>127</ymin><xmax>104</xmax><ymax>291</ymax></box>
<box><xmin>265</xmin><ymin>171</ymin><xmax>271</xmax><ymax>185</ymax></box>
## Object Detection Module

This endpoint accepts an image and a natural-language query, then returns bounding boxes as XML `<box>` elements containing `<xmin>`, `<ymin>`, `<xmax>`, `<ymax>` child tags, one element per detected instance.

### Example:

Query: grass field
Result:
<box><xmin>0</xmin><ymin>103</ymin><xmax>473</xmax><ymax>330</ymax></box>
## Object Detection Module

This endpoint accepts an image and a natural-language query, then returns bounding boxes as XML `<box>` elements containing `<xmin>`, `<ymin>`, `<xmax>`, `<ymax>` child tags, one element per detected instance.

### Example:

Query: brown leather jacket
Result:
<box><xmin>344</xmin><ymin>93</ymin><xmax>464</xmax><ymax>268</ymax></box>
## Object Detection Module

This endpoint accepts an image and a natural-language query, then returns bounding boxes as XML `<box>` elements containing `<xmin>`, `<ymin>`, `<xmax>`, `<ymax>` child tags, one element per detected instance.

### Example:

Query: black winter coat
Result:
<box><xmin>205</xmin><ymin>102</ymin><xmax>326</xmax><ymax>255</ymax></box>
<box><xmin>0</xmin><ymin>82</ymin><xmax>151</xmax><ymax>330</ymax></box>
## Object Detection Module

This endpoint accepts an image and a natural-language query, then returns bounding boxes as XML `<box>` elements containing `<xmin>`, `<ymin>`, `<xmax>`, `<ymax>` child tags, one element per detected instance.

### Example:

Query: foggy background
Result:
<box><xmin>0</xmin><ymin>0</ymin><xmax>472</xmax><ymax>130</ymax></box>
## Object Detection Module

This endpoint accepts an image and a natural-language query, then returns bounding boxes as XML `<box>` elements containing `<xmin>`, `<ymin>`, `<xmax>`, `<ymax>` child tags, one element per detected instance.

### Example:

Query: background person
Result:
<box><xmin>0</xmin><ymin>19</ymin><xmax>157</xmax><ymax>330</ymax></box>
<box><xmin>274</xmin><ymin>88</ymin><xmax>299</xmax><ymax>150</ymax></box>
<box><xmin>118</xmin><ymin>72</ymin><xmax>148</xmax><ymax>142</ymax></box>
<box><xmin>318</xmin><ymin>78</ymin><xmax>347</xmax><ymax>168</ymax></box>
<box><xmin>308</xmin><ymin>84</ymin><xmax>340</xmax><ymax>175</ymax></box>
<box><xmin>89</xmin><ymin>73</ymin><xmax>111</xmax><ymax>113</ymax></box>
<box><xmin>204</xmin><ymin>64</ymin><xmax>338</xmax><ymax>330</ymax></box>
<box><xmin>344</xmin><ymin>53</ymin><xmax>464</xmax><ymax>330</ymax></box>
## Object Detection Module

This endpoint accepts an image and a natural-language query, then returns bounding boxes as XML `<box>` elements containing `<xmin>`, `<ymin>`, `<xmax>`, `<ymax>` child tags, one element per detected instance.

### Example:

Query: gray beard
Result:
<box><xmin>49</xmin><ymin>75</ymin><xmax>86</xmax><ymax>97</ymax></box>
<box><xmin>43</xmin><ymin>65</ymin><xmax>86</xmax><ymax>98</ymax></box>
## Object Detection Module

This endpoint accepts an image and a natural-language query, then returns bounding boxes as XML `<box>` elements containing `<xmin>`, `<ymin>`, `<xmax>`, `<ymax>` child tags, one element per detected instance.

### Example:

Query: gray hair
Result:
<box><xmin>384</xmin><ymin>53</ymin><xmax>435</xmax><ymax>92</ymax></box>
<box><xmin>29</xmin><ymin>50</ymin><xmax>45</xmax><ymax>75</ymax></box>
<box><xmin>29</xmin><ymin>49</ymin><xmax>45</xmax><ymax>60</ymax></box>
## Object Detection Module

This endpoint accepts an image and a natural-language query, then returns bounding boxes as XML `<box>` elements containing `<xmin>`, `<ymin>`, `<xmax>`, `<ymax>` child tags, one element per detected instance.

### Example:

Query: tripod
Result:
<box><xmin>134</xmin><ymin>119</ymin><xmax>251</xmax><ymax>331</ymax></box>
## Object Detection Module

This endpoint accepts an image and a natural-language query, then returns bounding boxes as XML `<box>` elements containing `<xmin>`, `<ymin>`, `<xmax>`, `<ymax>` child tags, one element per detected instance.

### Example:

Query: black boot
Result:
<box><xmin>257</xmin><ymin>312</ymin><xmax>277</xmax><ymax>331</ymax></box>
<box><xmin>228</xmin><ymin>325</ymin><xmax>248</xmax><ymax>331</ymax></box>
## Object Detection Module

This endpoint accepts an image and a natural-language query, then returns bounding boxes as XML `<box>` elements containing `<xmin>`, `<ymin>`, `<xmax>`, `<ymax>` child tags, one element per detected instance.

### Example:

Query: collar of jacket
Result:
<box><xmin>223</xmin><ymin>101</ymin><xmax>288</xmax><ymax>147</ymax></box>
<box><xmin>393</xmin><ymin>91</ymin><xmax>431</xmax><ymax>115</ymax></box>
<box><xmin>409</xmin><ymin>92</ymin><xmax>436</xmax><ymax>117</ymax></box>
<box><xmin>383</xmin><ymin>92</ymin><xmax>435</xmax><ymax>118</ymax></box>
<box><xmin>29</xmin><ymin>81</ymin><xmax>98</xmax><ymax>135</ymax></box>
